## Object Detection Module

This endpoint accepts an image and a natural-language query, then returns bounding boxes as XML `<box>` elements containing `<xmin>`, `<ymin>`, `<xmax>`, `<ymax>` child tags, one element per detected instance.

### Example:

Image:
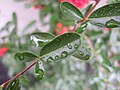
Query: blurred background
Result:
<box><xmin>0</xmin><ymin>0</ymin><xmax>120</xmax><ymax>90</ymax></box>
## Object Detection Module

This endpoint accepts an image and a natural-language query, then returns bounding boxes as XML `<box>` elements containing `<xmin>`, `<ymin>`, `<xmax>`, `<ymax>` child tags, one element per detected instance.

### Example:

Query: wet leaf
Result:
<box><xmin>35</xmin><ymin>61</ymin><xmax>45</xmax><ymax>80</ymax></box>
<box><xmin>6</xmin><ymin>79</ymin><xmax>20</xmax><ymax>90</ymax></box>
<box><xmin>14</xmin><ymin>52</ymin><xmax>38</xmax><ymax>62</ymax></box>
<box><xmin>40</xmin><ymin>32</ymin><xmax>81</xmax><ymax>62</ymax></box>
<box><xmin>30</xmin><ymin>32</ymin><xmax>55</xmax><ymax>47</ymax></box>
<box><xmin>73</xmin><ymin>46</ymin><xmax>91</xmax><ymax>61</ymax></box>
<box><xmin>84</xmin><ymin>4</ymin><xmax>93</xmax><ymax>16</ymax></box>
<box><xmin>19</xmin><ymin>75</ymin><xmax>29</xmax><ymax>85</ymax></box>
<box><xmin>89</xmin><ymin>3</ymin><xmax>120</xmax><ymax>28</ymax></box>
<box><xmin>60</xmin><ymin>2</ymin><xmax>84</xmax><ymax>21</ymax></box>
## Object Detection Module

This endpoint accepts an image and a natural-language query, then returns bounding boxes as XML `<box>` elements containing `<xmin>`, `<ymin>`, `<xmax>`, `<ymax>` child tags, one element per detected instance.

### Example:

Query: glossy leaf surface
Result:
<box><xmin>89</xmin><ymin>3</ymin><xmax>120</xmax><ymax>28</ymax></box>
<box><xmin>30</xmin><ymin>32</ymin><xmax>55</xmax><ymax>47</ymax></box>
<box><xmin>73</xmin><ymin>46</ymin><xmax>91</xmax><ymax>61</ymax></box>
<box><xmin>40</xmin><ymin>32</ymin><xmax>81</xmax><ymax>62</ymax></box>
<box><xmin>60</xmin><ymin>2</ymin><xmax>84</xmax><ymax>21</ymax></box>
<box><xmin>35</xmin><ymin>61</ymin><xmax>45</xmax><ymax>80</ymax></box>
<box><xmin>14</xmin><ymin>52</ymin><xmax>37</xmax><ymax>62</ymax></box>
<box><xmin>6</xmin><ymin>79</ymin><xmax>20</xmax><ymax>90</ymax></box>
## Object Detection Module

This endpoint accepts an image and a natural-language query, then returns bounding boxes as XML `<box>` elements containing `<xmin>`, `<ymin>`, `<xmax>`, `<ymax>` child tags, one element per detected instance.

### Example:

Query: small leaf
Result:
<box><xmin>75</xmin><ymin>22</ymin><xmax>88</xmax><ymax>33</ymax></box>
<box><xmin>35</xmin><ymin>61</ymin><xmax>45</xmax><ymax>80</ymax></box>
<box><xmin>30</xmin><ymin>32</ymin><xmax>55</xmax><ymax>47</ymax></box>
<box><xmin>14</xmin><ymin>52</ymin><xmax>38</xmax><ymax>62</ymax></box>
<box><xmin>73</xmin><ymin>46</ymin><xmax>91</xmax><ymax>61</ymax></box>
<box><xmin>89</xmin><ymin>3</ymin><xmax>120</xmax><ymax>28</ymax></box>
<box><xmin>60</xmin><ymin>2</ymin><xmax>84</xmax><ymax>21</ymax></box>
<box><xmin>19</xmin><ymin>75</ymin><xmax>29</xmax><ymax>85</ymax></box>
<box><xmin>6</xmin><ymin>79</ymin><xmax>20</xmax><ymax>90</ymax></box>
<box><xmin>84</xmin><ymin>4</ymin><xmax>93</xmax><ymax>16</ymax></box>
<box><xmin>40</xmin><ymin>32</ymin><xmax>81</xmax><ymax>62</ymax></box>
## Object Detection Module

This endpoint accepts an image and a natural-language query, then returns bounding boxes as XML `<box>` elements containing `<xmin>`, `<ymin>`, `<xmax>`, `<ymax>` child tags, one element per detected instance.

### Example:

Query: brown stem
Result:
<box><xmin>1</xmin><ymin>57</ymin><xmax>40</xmax><ymax>88</ymax></box>
<box><xmin>84</xmin><ymin>0</ymin><xmax>100</xmax><ymax>20</ymax></box>
<box><xmin>72</xmin><ymin>0</ymin><xmax>100</xmax><ymax>32</ymax></box>
<box><xmin>83</xmin><ymin>33</ymin><xmax>94</xmax><ymax>50</ymax></box>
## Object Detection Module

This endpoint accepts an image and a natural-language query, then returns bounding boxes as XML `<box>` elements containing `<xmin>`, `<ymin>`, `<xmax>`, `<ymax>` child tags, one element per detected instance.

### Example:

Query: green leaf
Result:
<box><xmin>73</xmin><ymin>46</ymin><xmax>91</xmax><ymax>61</ymax></box>
<box><xmin>40</xmin><ymin>32</ymin><xmax>81</xmax><ymax>62</ymax></box>
<box><xmin>0</xmin><ymin>86</ymin><xmax>2</xmax><ymax>90</ymax></box>
<box><xmin>30</xmin><ymin>32</ymin><xmax>55</xmax><ymax>47</ymax></box>
<box><xmin>60</xmin><ymin>2</ymin><xmax>84</xmax><ymax>21</ymax></box>
<box><xmin>14</xmin><ymin>52</ymin><xmax>38</xmax><ymax>62</ymax></box>
<box><xmin>35</xmin><ymin>61</ymin><xmax>45</xmax><ymax>80</ymax></box>
<box><xmin>75</xmin><ymin>22</ymin><xmax>88</xmax><ymax>34</ymax></box>
<box><xmin>6</xmin><ymin>79</ymin><xmax>20</xmax><ymax>90</ymax></box>
<box><xmin>89</xmin><ymin>3</ymin><xmax>120</xmax><ymax>28</ymax></box>
<box><xmin>19</xmin><ymin>75</ymin><xmax>29</xmax><ymax>85</ymax></box>
<box><xmin>84</xmin><ymin>4</ymin><xmax>93</xmax><ymax>16</ymax></box>
<box><xmin>111</xmin><ymin>55</ymin><xmax>120</xmax><ymax>61</ymax></box>
<box><xmin>23</xmin><ymin>20</ymin><xmax>36</xmax><ymax>32</ymax></box>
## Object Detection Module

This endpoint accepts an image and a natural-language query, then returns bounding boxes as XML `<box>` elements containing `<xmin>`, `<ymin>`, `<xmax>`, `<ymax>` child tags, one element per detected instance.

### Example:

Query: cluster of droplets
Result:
<box><xmin>46</xmin><ymin>43</ymin><xmax>79</xmax><ymax>63</ymax></box>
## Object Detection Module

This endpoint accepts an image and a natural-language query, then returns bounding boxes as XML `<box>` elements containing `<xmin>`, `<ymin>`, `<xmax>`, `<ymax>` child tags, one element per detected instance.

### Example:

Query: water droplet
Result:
<box><xmin>35</xmin><ymin>69</ymin><xmax>44</xmax><ymax>80</ymax></box>
<box><xmin>67</xmin><ymin>43</ymin><xmax>72</xmax><ymax>49</ymax></box>
<box><xmin>74</xmin><ymin>44</ymin><xmax>79</xmax><ymax>49</ymax></box>
<box><xmin>47</xmin><ymin>57</ymin><xmax>54</xmax><ymax>62</ymax></box>
<box><xmin>78</xmin><ymin>51</ymin><xmax>84</xmax><ymax>56</ymax></box>
<box><xmin>84</xmin><ymin>55</ymin><xmax>90</xmax><ymax>60</ymax></box>
<box><xmin>61</xmin><ymin>51</ymin><xmax>68</xmax><ymax>58</ymax></box>
<box><xmin>55</xmin><ymin>55</ymin><xmax>60</xmax><ymax>60</ymax></box>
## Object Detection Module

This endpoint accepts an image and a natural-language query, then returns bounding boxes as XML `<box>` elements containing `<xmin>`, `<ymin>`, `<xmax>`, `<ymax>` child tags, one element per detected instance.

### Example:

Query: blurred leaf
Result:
<box><xmin>0</xmin><ymin>86</ymin><xmax>2</xmax><ymax>90</ymax></box>
<box><xmin>60</xmin><ymin>2</ymin><xmax>84</xmax><ymax>21</ymax></box>
<box><xmin>6</xmin><ymin>79</ymin><xmax>20</xmax><ymax>90</ymax></box>
<box><xmin>102</xmin><ymin>64</ymin><xmax>113</xmax><ymax>72</ymax></box>
<box><xmin>89</xmin><ymin>3</ymin><xmax>120</xmax><ymax>28</ymax></box>
<box><xmin>111</xmin><ymin>55</ymin><xmax>120</xmax><ymax>61</ymax></box>
<box><xmin>30</xmin><ymin>32</ymin><xmax>55</xmax><ymax>47</ymax></box>
<box><xmin>73</xmin><ymin>46</ymin><xmax>91</xmax><ymax>61</ymax></box>
<box><xmin>86</xmin><ymin>30</ymin><xmax>103</xmax><ymax>37</ymax></box>
<box><xmin>23</xmin><ymin>20</ymin><xmax>36</xmax><ymax>32</ymax></box>
<box><xmin>19</xmin><ymin>75</ymin><xmax>29</xmax><ymax>85</ymax></box>
<box><xmin>35</xmin><ymin>61</ymin><xmax>45</xmax><ymax>80</ymax></box>
<box><xmin>12</xmin><ymin>13</ymin><xmax>17</xmax><ymax>25</ymax></box>
<box><xmin>101</xmin><ymin>47</ymin><xmax>112</xmax><ymax>66</ymax></box>
<box><xmin>40</xmin><ymin>32</ymin><xmax>81</xmax><ymax>63</ymax></box>
<box><xmin>14</xmin><ymin>52</ymin><xmax>38</xmax><ymax>62</ymax></box>
<box><xmin>75</xmin><ymin>22</ymin><xmax>88</xmax><ymax>33</ymax></box>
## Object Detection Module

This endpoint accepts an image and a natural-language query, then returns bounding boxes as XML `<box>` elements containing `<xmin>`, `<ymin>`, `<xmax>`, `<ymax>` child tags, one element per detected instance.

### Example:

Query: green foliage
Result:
<box><xmin>35</xmin><ymin>61</ymin><xmax>45</xmax><ymax>80</ymax></box>
<box><xmin>89</xmin><ymin>3</ymin><xmax>120</xmax><ymax>28</ymax></box>
<box><xmin>14</xmin><ymin>52</ymin><xmax>38</xmax><ymax>62</ymax></box>
<box><xmin>0</xmin><ymin>86</ymin><xmax>2</xmax><ymax>90</ymax></box>
<box><xmin>30</xmin><ymin>32</ymin><xmax>55</xmax><ymax>47</ymax></box>
<box><xmin>6</xmin><ymin>79</ymin><xmax>20</xmax><ymax>90</ymax></box>
<box><xmin>19</xmin><ymin>75</ymin><xmax>29</xmax><ymax>85</ymax></box>
<box><xmin>40</xmin><ymin>32</ymin><xmax>81</xmax><ymax>62</ymax></box>
<box><xmin>60</xmin><ymin>2</ymin><xmax>84</xmax><ymax>21</ymax></box>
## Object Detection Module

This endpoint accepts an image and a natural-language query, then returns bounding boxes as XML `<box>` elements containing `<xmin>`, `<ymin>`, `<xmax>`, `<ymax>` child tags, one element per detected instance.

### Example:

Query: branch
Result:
<box><xmin>1</xmin><ymin>57</ymin><xmax>40</xmax><ymax>88</ymax></box>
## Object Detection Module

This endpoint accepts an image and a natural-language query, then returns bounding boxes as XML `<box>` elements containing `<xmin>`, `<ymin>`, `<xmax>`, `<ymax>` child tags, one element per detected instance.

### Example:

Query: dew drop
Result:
<box><xmin>55</xmin><ymin>55</ymin><xmax>60</xmax><ymax>60</ymax></box>
<box><xmin>84</xmin><ymin>55</ymin><xmax>90</xmax><ymax>60</ymax></box>
<box><xmin>67</xmin><ymin>43</ymin><xmax>72</xmax><ymax>49</ymax></box>
<box><xmin>61</xmin><ymin>51</ymin><xmax>68</xmax><ymax>58</ymax></box>
<box><xmin>74</xmin><ymin>44</ymin><xmax>79</xmax><ymax>49</ymax></box>
<box><xmin>78</xmin><ymin>51</ymin><xmax>84</xmax><ymax>56</ymax></box>
<box><xmin>47</xmin><ymin>57</ymin><xmax>54</xmax><ymax>62</ymax></box>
